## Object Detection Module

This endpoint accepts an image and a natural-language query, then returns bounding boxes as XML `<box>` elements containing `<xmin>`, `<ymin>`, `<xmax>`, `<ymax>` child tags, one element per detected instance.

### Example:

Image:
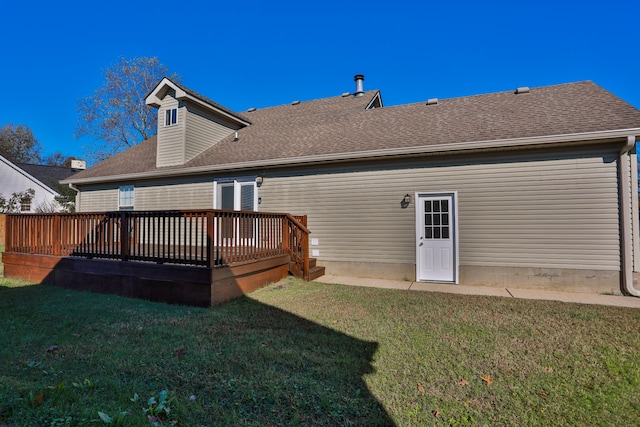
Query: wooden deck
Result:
<box><xmin>2</xmin><ymin>210</ymin><xmax>324</xmax><ymax>306</ymax></box>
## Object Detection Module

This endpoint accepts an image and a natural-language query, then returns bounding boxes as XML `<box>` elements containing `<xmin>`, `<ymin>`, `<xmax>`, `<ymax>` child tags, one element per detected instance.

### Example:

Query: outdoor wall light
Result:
<box><xmin>401</xmin><ymin>194</ymin><xmax>411</xmax><ymax>209</ymax></box>
<box><xmin>256</xmin><ymin>176</ymin><xmax>264</xmax><ymax>187</ymax></box>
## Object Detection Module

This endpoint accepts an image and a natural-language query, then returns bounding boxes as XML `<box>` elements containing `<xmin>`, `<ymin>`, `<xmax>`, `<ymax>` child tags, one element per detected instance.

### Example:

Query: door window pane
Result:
<box><xmin>220</xmin><ymin>184</ymin><xmax>234</xmax><ymax>210</ymax></box>
<box><xmin>423</xmin><ymin>198</ymin><xmax>452</xmax><ymax>240</ymax></box>
<box><xmin>240</xmin><ymin>184</ymin><xmax>255</xmax><ymax>211</ymax></box>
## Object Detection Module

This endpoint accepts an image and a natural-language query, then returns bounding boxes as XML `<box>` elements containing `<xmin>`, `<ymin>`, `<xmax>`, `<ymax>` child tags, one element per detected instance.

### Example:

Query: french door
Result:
<box><xmin>214</xmin><ymin>180</ymin><xmax>257</xmax><ymax>245</ymax></box>
<box><xmin>416</xmin><ymin>192</ymin><xmax>458</xmax><ymax>283</ymax></box>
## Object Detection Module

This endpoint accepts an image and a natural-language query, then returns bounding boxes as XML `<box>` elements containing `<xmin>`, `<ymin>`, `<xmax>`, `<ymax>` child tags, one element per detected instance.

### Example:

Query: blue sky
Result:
<box><xmin>2</xmin><ymin>0</ymin><xmax>639</xmax><ymax>161</ymax></box>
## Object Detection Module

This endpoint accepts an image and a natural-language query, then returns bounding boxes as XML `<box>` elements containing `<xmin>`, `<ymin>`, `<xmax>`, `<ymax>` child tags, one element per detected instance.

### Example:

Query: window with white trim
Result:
<box><xmin>118</xmin><ymin>185</ymin><xmax>134</xmax><ymax>211</ymax></box>
<box><xmin>214</xmin><ymin>179</ymin><xmax>257</xmax><ymax>211</ymax></box>
<box><xmin>164</xmin><ymin>108</ymin><xmax>178</xmax><ymax>126</ymax></box>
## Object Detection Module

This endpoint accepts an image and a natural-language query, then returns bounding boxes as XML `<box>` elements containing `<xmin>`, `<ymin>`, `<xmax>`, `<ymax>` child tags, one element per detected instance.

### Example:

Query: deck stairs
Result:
<box><xmin>289</xmin><ymin>257</ymin><xmax>325</xmax><ymax>281</ymax></box>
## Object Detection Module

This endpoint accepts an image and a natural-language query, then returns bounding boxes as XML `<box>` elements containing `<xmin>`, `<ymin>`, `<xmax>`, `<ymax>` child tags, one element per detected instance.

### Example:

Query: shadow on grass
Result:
<box><xmin>0</xmin><ymin>282</ymin><xmax>394</xmax><ymax>426</ymax></box>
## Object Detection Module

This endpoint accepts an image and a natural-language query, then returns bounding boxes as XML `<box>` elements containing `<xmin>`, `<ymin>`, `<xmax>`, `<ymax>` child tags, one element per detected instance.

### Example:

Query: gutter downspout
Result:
<box><xmin>619</xmin><ymin>135</ymin><xmax>640</xmax><ymax>296</ymax></box>
<box><xmin>68</xmin><ymin>183</ymin><xmax>80</xmax><ymax>212</ymax></box>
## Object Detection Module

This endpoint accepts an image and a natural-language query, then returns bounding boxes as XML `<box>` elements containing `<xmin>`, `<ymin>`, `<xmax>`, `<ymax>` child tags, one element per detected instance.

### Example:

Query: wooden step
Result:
<box><xmin>308</xmin><ymin>265</ymin><xmax>325</xmax><ymax>281</ymax></box>
<box><xmin>288</xmin><ymin>258</ymin><xmax>324</xmax><ymax>281</ymax></box>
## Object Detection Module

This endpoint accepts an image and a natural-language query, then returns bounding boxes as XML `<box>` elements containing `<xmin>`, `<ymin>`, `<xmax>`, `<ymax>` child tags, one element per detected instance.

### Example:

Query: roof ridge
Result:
<box><xmin>376</xmin><ymin>81</ymin><xmax>602</xmax><ymax>110</ymax></box>
<box><xmin>242</xmin><ymin>90</ymin><xmax>381</xmax><ymax>113</ymax></box>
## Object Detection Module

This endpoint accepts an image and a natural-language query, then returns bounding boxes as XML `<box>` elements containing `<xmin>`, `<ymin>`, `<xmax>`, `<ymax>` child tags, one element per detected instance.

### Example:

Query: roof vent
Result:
<box><xmin>341</xmin><ymin>92</ymin><xmax>351</xmax><ymax>97</ymax></box>
<box><xmin>515</xmin><ymin>87</ymin><xmax>530</xmax><ymax>94</ymax></box>
<box><xmin>247</xmin><ymin>107</ymin><xmax>256</xmax><ymax>112</ymax></box>
<box><xmin>291</xmin><ymin>100</ymin><xmax>300</xmax><ymax>105</ymax></box>
<box><xmin>354</xmin><ymin>74</ymin><xmax>365</xmax><ymax>97</ymax></box>
<box><xmin>426</xmin><ymin>98</ymin><xmax>438</xmax><ymax>106</ymax></box>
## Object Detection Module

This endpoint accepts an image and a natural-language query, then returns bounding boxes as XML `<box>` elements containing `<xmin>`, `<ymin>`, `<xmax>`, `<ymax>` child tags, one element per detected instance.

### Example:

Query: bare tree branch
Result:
<box><xmin>76</xmin><ymin>57</ymin><xmax>179</xmax><ymax>164</ymax></box>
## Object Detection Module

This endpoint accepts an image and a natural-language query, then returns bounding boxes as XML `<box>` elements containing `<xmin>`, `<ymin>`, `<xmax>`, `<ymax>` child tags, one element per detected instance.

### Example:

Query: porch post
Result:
<box><xmin>120</xmin><ymin>212</ymin><xmax>129</xmax><ymax>261</ymax></box>
<box><xmin>207</xmin><ymin>211</ymin><xmax>215</xmax><ymax>268</ymax></box>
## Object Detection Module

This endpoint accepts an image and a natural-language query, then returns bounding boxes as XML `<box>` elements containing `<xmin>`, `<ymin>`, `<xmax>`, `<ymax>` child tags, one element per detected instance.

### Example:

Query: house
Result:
<box><xmin>63</xmin><ymin>76</ymin><xmax>640</xmax><ymax>295</ymax></box>
<box><xmin>0</xmin><ymin>155</ymin><xmax>85</xmax><ymax>212</ymax></box>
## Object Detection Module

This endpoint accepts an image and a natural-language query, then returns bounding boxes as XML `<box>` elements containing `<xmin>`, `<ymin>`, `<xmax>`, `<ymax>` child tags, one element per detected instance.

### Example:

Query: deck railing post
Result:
<box><xmin>5</xmin><ymin>215</ymin><xmax>12</xmax><ymax>252</ymax></box>
<box><xmin>302</xmin><ymin>230</ymin><xmax>310</xmax><ymax>281</ymax></box>
<box><xmin>207</xmin><ymin>211</ymin><xmax>214</xmax><ymax>268</ymax></box>
<box><xmin>282</xmin><ymin>216</ymin><xmax>290</xmax><ymax>254</ymax></box>
<box><xmin>53</xmin><ymin>214</ymin><xmax>61</xmax><ymax>256</ymax></box>
<box><xmin>120</xmin><ymin>212</ymin><xmax>129</xmax><ymax>261</ymax></box>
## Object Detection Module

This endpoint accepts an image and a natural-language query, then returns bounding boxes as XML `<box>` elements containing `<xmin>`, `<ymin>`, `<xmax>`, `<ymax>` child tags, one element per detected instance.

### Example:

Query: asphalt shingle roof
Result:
<box><xmin>17</xmin><ymin>163</ymin><xmax>85</xmax><ymax>190</ymax></box>
<box><xmin>68</xmin><ymin>81</ymin><xmax>640</xmax><ymax>182</ymax></box>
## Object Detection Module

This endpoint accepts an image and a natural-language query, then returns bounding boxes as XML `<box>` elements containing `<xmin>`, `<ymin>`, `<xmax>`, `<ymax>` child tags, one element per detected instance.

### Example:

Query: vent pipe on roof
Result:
<box><xmin>515</xmin><ymin>87</ymin><xmax>530</xmax><ymax>94</ymax></box>
<box><xmin>354</xmin><ymin>74</ymin><xmax>365</xmax><ymax>96</ymax></box>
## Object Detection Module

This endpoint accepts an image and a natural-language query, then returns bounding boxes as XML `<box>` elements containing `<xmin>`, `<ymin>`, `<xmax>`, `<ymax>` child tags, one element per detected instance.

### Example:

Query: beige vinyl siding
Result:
<box><xmin>134</xmin><ymin>181</ymin><xmax>213</xmax><ymax>210</ymax></box>
<box><xmin>77</xmin><ymin>187</ymin><xmax>119</xmax><ymax>211</ymax></box>
<box><xmin>77</xmin><ymin>179</ymin><xmax>215</xmax><ymax>212</ymax></box>
<box><xmin>260</xmin><ymin>145</ymin><xmax>620</xmax><ymax>271</ymax></box>
<box><xmin>184</xmin><ymin>104</ymin><xmax>239</xmax><ymax>163</ymax></box>
<box><xmin>156</xmin><ymin>96</ymin><xmax>185</xmax><ymax>167</ymax></box>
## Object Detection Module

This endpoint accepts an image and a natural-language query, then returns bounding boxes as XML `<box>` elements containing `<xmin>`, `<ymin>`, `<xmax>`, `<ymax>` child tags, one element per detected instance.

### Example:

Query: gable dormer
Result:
<box><xmin>146</xmin><ymin>78</ymin><xmax>251</xmax><ymax>167</ymax></box>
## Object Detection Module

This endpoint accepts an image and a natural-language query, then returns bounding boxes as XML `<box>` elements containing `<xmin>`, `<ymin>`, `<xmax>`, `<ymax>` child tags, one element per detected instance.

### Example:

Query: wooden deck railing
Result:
<box><xmin>5</xmin><ymin>210</ymin><xmax>310</xmax><ymax>277</ymax></box>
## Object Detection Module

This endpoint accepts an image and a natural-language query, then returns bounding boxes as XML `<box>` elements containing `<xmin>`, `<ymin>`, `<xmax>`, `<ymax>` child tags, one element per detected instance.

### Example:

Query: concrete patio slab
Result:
<box><xmin>313</xmin><ymin>275</ymin><xmax>640</xmax><ymax>308</ymax></box>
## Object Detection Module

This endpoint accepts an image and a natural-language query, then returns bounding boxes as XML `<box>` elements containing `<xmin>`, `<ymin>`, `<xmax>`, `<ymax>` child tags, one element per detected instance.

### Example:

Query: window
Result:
<box><xmin>164</xmin><ymin>108</ymin><xmax>178</xmax><ymax>126</ymax></box>
<box><xmin>119</xmin><ymin>185</ymin><xmax>134</xmax><ymax>211</ymax></box>
<box><xmin>423</xmin><ymin>199</ymin><xmax>450</xmax><ymax>239</ymax></box>
<box><xmin>214</xmin><ymin>179</ymin><xmax>257</xmax><ymax>211</ymax></box>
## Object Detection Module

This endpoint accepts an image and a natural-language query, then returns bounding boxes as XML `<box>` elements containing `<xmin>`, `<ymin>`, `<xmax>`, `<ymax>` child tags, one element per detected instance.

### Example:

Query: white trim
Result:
<box><xmin>631</xmin><ymin>146</ymin><xmax>640</xmax><ymax>273</ymax></box>
<box><xmin>118</xmin><ymin>185</ymin><xmax>135</xmax><ymax>211</ymax></box>
<box><xmin>146</xmin><ymin>78</ymin><xmax>251</xmax><ymax>127</ymax></box>
<box><xmin>415</xmin><ymin>191</ymin><xmax>459</xmax><ymax>284</ymax></box>
<box><xmin>213</xmin><ymin>178</ymin><xmax>258</xmax><ymax>211</ymax></box>
<box><xmin>64</xmin><ymin>129</ymin><xmax>640</xmax><ymax>185</ymax></box>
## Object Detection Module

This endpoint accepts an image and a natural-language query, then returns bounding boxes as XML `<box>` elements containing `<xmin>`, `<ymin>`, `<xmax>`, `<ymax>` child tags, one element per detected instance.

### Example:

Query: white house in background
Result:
<box><xmin>0</xmin><ymin>155</ymin><xmax>85</xmax><ymax>212</ymax></box>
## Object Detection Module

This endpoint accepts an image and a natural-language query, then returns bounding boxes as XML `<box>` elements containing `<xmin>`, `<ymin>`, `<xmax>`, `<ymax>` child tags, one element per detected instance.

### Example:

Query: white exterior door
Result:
<box><xmin>214</xmin><ymin>180</ymin><xmax>258</xmax><ymax>246</ymax></box>
<box><xmin>416</xmin><ymin>192</ymin><xmax>458</xmax><ymax>283</ymax></box>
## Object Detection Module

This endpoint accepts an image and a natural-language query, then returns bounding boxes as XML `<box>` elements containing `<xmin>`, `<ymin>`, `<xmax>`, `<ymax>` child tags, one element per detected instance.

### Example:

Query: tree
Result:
<box><xmin>52</xmin><ymin>183</ymin><xmax>76</xmax><ymax>212</ymax></box>
<box><xmin>76</xmin><ymin>56</ymin><xmax>179</xmax><ymax>163</ymax></box>
<box><xmin>0</xmin><ymin>189</ymin><xmax>35</xmax><ymax>213</ymax></box>
<box><xmin>45</xmin><ymin>152</ymin><xmax>76</xmax><ymax>167</ymax></box>
<box><xmin>0</xmin><ymin>124</ymin><xmax>43</xmax><ymax>164</ymax></box>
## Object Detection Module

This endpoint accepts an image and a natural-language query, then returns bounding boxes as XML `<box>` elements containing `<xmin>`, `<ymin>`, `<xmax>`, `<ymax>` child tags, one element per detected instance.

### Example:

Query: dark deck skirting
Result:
<box><xmin>2</xmin><ymin>252</ymin><xmax>290</xmax><ymax>307</ymax></box>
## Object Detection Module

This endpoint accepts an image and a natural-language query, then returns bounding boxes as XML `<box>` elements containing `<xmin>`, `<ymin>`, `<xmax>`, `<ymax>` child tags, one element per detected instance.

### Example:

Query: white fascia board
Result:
<box><xmin>65</xmin><ymin>128</ymin><xmax>640</xmax><ymax>185</ymax></box>
<box><xmin>145</xmin><ymin>78</ymin><xmax>177</xmax><ymax>107</ymax></box>
<box><xmin>145</xmin><ymin>78</ymin><xmax>250</xmax><ymax>127</ymax></box>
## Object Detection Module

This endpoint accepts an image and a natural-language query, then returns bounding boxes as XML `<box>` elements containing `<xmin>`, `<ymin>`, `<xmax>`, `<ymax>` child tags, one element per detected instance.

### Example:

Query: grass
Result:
<box><xmin>1</xmin><ymin>276</ymin><xmax>639</xmax><ymax>426</ymax></box>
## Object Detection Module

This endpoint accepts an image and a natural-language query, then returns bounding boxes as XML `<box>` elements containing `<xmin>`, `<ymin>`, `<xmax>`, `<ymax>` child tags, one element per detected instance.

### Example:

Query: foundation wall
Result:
<box><xmin>319</xmin><ymin>260</ymin><xmax>621</xmax><ymax>294</ymax></box>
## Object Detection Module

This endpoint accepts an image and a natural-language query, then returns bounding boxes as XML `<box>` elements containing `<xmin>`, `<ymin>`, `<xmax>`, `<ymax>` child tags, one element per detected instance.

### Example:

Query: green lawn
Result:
<box><xmin>1</xmin><ymin>276</ymin><xmax>639</xmax><ymax>426</ymax></box>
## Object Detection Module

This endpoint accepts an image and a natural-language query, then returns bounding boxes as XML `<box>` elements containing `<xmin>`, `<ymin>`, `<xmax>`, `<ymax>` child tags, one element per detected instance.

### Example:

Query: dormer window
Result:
<box><xmin>165</xmin><ymin>108</ymin><xmax>177</xmax><ymax>126</ymax></box>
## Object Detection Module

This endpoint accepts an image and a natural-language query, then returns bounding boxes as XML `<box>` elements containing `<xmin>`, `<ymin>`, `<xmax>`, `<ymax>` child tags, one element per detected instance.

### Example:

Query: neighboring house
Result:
<box><xmin>63</xmin><ymin>76</ymin><xmax>640</xmax><ymax>294</ymax></box>
<box><xmin>0</xmin><ymin>155</ymin><xmax>85</xmax><ymax>212</ymax></box>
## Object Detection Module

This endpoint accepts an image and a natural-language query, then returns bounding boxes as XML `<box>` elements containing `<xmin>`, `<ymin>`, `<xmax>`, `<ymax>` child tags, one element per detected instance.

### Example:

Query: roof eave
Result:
<box><xmin>63</xmin><ymin>128</ymin><xmax>640</xmax><ymax>185</ymax></box>
<box><xmin>0</xmin><ymin>155</ymin><xmax>60</xmax><ymax>196</ymax></box>
<box><xmin>145</xmin><ymin>78</ymin><xmax>251</xmax><ymax>127</ymax></box>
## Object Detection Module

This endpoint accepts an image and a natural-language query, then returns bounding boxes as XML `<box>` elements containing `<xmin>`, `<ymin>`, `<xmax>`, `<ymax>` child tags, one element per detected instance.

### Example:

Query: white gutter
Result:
<box><xmin>619</xmin><ymin>135</ymin><xmax>640</xmax><ymax>296</ymax></box>
<box><xmin>63</xmin><ymin>127</ymin><xmax>640</xmax><ymax>186</ymax></box>
<box><xmin>67</xmin><ymin>183</ymin><xmax>80</xmax><ymax>211</ymax></box>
